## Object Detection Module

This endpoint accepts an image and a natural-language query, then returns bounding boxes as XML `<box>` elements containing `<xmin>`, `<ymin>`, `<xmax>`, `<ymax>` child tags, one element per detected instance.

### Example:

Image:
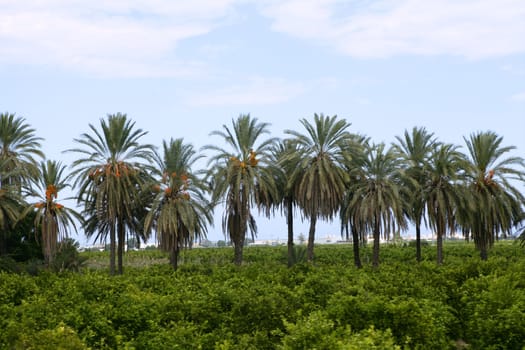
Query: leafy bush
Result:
<box><xmin>12</xmin><ymin>323</ymin><xmax>88</xmax><ymax>350</ymax></box>
<box><xmin>278</xmin><ymin>311</ymin><xmax>343</xmax><ymax>350</ymax></box>
<box><xmin>460</xmin><ymin>270</ymin><xmax>525</xmax><ymax>349</ymax></box>
<box><xmin>0</xmin><ymin>256</ymin><xmax>20</xmax><ymax>273</ymax></box>
<box><xmin>0</xmin><ymin>242</ymin><xmax>524</xmax><ymax>349</ymax></box>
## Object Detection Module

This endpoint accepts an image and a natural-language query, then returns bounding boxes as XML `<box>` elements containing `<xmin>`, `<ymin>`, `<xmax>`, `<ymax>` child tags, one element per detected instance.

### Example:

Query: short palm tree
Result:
<box><xmin>393</xmin><ymin>127</ymin><xmax>437</xmax><ymax>262</ymax></box>
<box><xmin>424</xmin><ymin>143</ymin><xmax>467</xmax><ymax>265</ymax></box>
<box><xmin>0</xmin><ymin>112</ymin><xmax>43</xmax><ymax>189</ymax></box>
<box><xmin>144</xmin><ymin>138</ymin><xmax>213</xmax><ymax>270</ymax></box>
<box><xmin>462</xmin><ymin>131</ymin><xmax>525</xmax><ymax>260</ymax></box>
<box><xmin>347</xmin><ymin>142</ymin><xmax>407</xmax><ymax>267</ymax></box>
<box><xmin>285</xmin><ymin>114</ymin><xmax>351</xmax><ymax>262</ymax></box>
<box><xmin>204</xmin><ymin>114</ymin><xmax>277</xmax><ymax>265</ymax></box>
<box><xmin>68</xmin><ymin>113</ymin><xmax>155</xmax><ymax>275</ymax></box>
<box><xmin>269</xmin><ymin>140</ymin><xmax>302</xmax><ymax>267</ymax></box>
<box><xmin>26</xmin><ymin>160</ymin><xmax>83</xmax><ymax>265</ymax></box>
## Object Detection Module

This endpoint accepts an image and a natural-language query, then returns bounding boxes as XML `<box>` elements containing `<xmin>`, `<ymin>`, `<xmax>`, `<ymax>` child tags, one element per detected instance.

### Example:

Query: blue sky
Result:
<box><xmin>2</xmin><ymin>0</ymin><xmax>525</xmax><ymax>244</ymax></box>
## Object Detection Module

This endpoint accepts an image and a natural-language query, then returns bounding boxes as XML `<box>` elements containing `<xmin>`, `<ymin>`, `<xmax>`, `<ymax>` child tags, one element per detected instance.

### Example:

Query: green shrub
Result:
<box><xmin>461</xmin><ymin>272</ymin><xmax>525</xmax><ymax>349</ymax></box>
<box><xmin>13</xmin><ymin>323</ymin><xmax>88</xmax><ymax>350</ymax></box>
<box><xmin>278</xmin><ymin>311</ymin><xmax>343</xmax><ymax>350</ymax></box>
<box><xmin>0</xmin><ymin>243</ymin><xmax>524</xmax><ymax>349</ymax></box>
<box><xmin>342</xmin><ymin>326</ymin><xmax>400</xmax><ymax>350</ymax></box>
<box><xmin>0</xmin><ymin>256</ymin><xmax>20</xmax><ymax>273</ymax></box>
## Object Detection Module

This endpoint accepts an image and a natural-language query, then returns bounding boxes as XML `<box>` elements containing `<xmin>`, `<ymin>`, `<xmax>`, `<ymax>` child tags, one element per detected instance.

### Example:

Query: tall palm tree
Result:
<box><xmin>393</xmin><ymin>127</ymin><xmax>437</xmax><ymax>262</ymax></box>
<box><xmin>68</xmin><ymin>113</ymin><xmax>155</xmax><ymax>275</ymax></box>
<box><xmin>268</xmin><ymin>140</ymin><xmax>302</xmax><ymax>267</ymax></box>
<box><xmin>285</xmin><ymin>114</ymin><xmax>351</xmax><ymax>262</ymax></box>
<box><xmin>25</xmin><ymin>160</ymin><xmax>83</xmax><ymax>265</ymax></box>
<box><xmin>462</xmin><ymin>131</ymin><xmax>525</xmax><ymax>260</ymax></box>
<box><xmin>0</xmin><ymin>113</ymin><xmax>43</xmax><ymax>188</ymax></box>
<box><xmin>347</xmin><ymin>142</ymin><xmax>407</xmax><ymax>267</ymax></box>
<box><xmin>0</xmin><ymin>113</ymin><xmax>43</xmax><ymax>255</ymax></box>
<box><xmin>424</xmin><ymin>143</ymin><xmax>467</xmax><ymax>265</ymax></box>
<box><xmin>144</xmin><ymin>138</ymin><xmax>213</xmax><ymax>270</ymax></box>
<box><xmin>204</xmin><ymin>114</ymin><xmax>277</xmax><ymax>265</ymax></box>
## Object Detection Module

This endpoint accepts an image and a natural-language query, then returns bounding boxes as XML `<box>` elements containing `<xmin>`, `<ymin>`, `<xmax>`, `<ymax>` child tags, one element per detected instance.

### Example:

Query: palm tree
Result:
<box><xmin>68</xmin><ymin>113</ymin><xmax>155</xmax><ymax>275</ymax></box>
<box><xmin>424</xmin><ymin>143</ymin><xmax>467</xmax><ymax>265</ymax></box>
<box><xmin>144</xmin><ymin>138</ymin><xmax>213</xmax><ymax>270</ymax></box>
<box><xmin>26</xmin><ymin>160</ymin><xmax>83</xmax><ymax>265</ymax></box>
<box><xmin>347</xmin><ymin>142</ymin><xmax>407</xmax><ymax>267</ymax></box>
<box><xmin>462</xmin><ymin>131</ymin><xmax>525</xmax><ymax>260</ymax></box>
<box><xmin>285</xmin><ymin>114</ymin><xmax>351</xmax><ymax>262</ymax></box>
<box><xmin>268</xmin><ymin>140</ymin><xmax>302</xmax><ymax>267</ymax></box>
<box><xmin>0</xmin><ymin>113</ymin><xmax>43</xmax><ymax>254</ymax></box>
<box><xmin>340</xmin><ymin>134</ymin><xmax>369</xmax><ymax>269</ymax></box>
<box><xmin>0</xmin><ymin>112</ymin><xmax>43</xmax><ymax>188</ymax></box>
<box><xmin>340</xmin><ymin>192</ymin><xmax>367</xmax><ymax>269</ymax></box>
<box><xmin>0</xmin><ymin>160</ymin><xmax>23</xmax><ymax>255</ymax></box>
<box><xmin>393</xmin><ymin>127</ymin><xmax>437</xmax><ymax>262</ymax></box>
<box><xmin>204</xmin><ymin>114</ymin><xmax>277</xmax><ymax>265</ymax></box>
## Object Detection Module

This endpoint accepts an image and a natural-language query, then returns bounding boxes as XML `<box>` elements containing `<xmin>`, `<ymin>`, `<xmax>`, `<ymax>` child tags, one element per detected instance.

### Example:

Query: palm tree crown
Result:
<box><xmin>0</xmin><ymin>112</ymin><xmax>43</xmax><ymax>188</ymax></box>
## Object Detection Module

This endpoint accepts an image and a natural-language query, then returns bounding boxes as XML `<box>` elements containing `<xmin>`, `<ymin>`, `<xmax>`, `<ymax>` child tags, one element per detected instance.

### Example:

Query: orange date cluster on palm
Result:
<box><xmin>45</xmin><ymin>185</ymin><xmax>58</xmax><ymax>201</ymax></box>
<box><xmin>484</xmin><ymin>169</ymin><xmax>497</xmax><ymax>186</ymax></box>
<box><xmin>162</xmin><ymin>186</ymin><xmax>190</xmax><ymax>201</ymax></box>
<box><xmin>230</xmin><ymin>150</ymin><xmax>258</xmax><ymax>171</ymax></box>
<box><xmin>35</xmin><ymin>202</ymin><xmax>64</xmax><ymax>210</ymax></box>
<box><xmin>88</xmin><ymin>162</ymin><xmax>133</xmax><ymax>180</ymax></box>
<box><xmin>154</xmin><ymin>172</ymin><xmax>192</xmax><ymax>201</ymax></box>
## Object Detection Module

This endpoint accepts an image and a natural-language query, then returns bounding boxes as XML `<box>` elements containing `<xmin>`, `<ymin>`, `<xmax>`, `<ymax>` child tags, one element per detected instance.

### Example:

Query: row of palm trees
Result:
<box><xmin>1</xmin><ymin>112</ymin><xmax>524</xmax><ymax>274</ymax></box>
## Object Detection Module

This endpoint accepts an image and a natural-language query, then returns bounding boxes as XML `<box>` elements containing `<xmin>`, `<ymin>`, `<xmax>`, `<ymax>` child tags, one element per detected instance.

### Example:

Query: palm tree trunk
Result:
<box><xmin>351</xmin><ymin>224</ymin><xmax>362</xmax><ymax>269</ymax></box>
<box><xmin>415</xmin><ymin>220</ymin><xmax>422</xmax><ymax>262</ymax></box>
<box><xmin>170</xmin><ymin>243</ymin><xmax>179</xmax><ymax>270</ymax></box>
<box><xmin>287</xmin><ymin>200</ymin><xmax>294</xmax><ymax>268</ymax></box>
<box><xmin>233</xmin><ymin>237</ymin><xmax>244</xmax><ymax>266</ymax></box>
<box><xmin>436</xmin><ymin>232</ymin><xmax>443</xmax><ymax>265</ymax></box>
<box><xmin>117</xmin><ymin>218</ymin><xmax>125</xmax><ymax>275</ymax></box>
<box><xmin>109</xmin><ymin>224</ymin><xmax>116</xmax><ymax>276</ymax></box>
<box><xmin>479</xmin><ymin>246</ymin><xmax>488</xmax><ymax>261</ymax></box>
<box><xmin>233</xmin><ymin>197</ymin><xmax>247</xmax><ymax>266</ymax></box>
<box><xmin>306</xmin><ymin>215</ymin><xmax>317</xmax><ymax>262</ymax></box>
<box><xmin>0</xmin><ymin>234</ymin><xmax>6</xmax><ymax>256</ymax></box>
<box><xmin>372</xmin><ymin>217</ymin><xmax>380</xmax><ymax>268</ymax></box>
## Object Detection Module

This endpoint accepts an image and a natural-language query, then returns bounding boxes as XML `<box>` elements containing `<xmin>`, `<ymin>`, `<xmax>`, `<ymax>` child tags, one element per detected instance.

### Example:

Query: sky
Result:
<box><xmin>2</xmin><ymin>0</ymin><xmax>525</xmax><ymax>245</ymax></box>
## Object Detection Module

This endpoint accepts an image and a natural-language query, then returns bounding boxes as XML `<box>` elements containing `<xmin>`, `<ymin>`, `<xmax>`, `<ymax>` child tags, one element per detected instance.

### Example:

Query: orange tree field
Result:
<box><xmin>1</xmin><ymin>242</ymin><xmax>525</xmax><ymax>349</ymax></box>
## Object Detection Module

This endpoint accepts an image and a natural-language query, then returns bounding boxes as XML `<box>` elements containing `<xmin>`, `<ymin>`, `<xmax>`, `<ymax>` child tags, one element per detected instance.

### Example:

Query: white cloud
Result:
<box><xmin>4</xmin><ymin>0</ymin><xmax>524</xmax><ymax>78</ymax></box>
<box><xmin>511</xmin><ymin>91</ymin><xmax>525</xmax><ymax>101</ymax></box>
<box><xmin>188</xmin><ymin>77</ymin><xmax>307</xmax><ymax>106</ymax></box>
<box><xmin>0</xmin><ymin>0</ymin><xmax>238</xmax><ymax>77</ymax></box>
<box><xmin>260</xmin><ymin>0</ymin><xmax>525</xmax><ymax>59</ymax></box>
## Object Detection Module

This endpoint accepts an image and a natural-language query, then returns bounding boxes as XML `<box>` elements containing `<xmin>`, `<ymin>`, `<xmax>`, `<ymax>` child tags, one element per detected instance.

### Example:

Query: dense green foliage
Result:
<box><xmin>1</xmin><ymin>242</ymin><xmax>524</xmax><ymax>349</ymax></box>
